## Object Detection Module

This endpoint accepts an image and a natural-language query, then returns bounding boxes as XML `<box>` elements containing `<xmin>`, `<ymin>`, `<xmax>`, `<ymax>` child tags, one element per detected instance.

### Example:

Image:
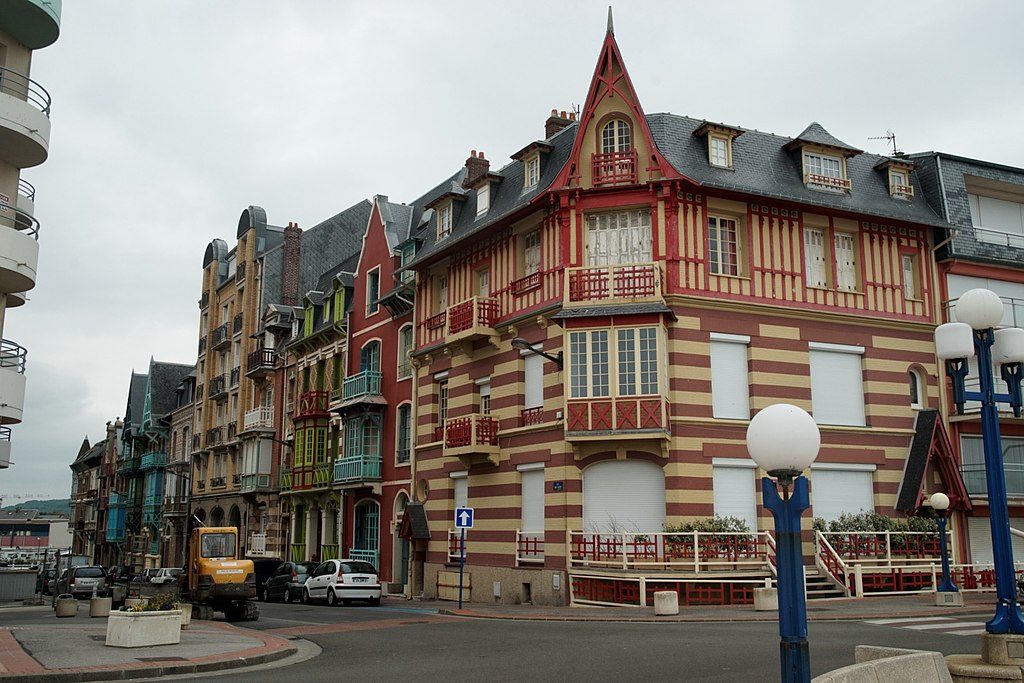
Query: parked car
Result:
<box><xmin>149</xmin><ymin>568</ymin><xmax>183</xmax><ymax>586</ymax></box>
<box><xmin>261</xmin><ymin>561</ymin><xmax>317</xmax><ymax>603</ymax></box>
<box><xmin>301</xmin><ymin>559</ymin><xmax>381</xmax><ymax>607</ymax></box>
<box><xmin>107</xmin><ymin>565</ymin><xmax>131</xmax><ymax>583</ymax></box>
<box><xmin>251</xmin><ymin>558</ymin><xmax>282</xmax><ymax>600</ymax></box>
<box><xmin>36</xmin><ymin>568</ymin><xmax>56</xmax><ymax>595</ymax></box>
<box><xmin>56</xmin><ymin>566</ymin><xmax>107</xmax><ymax>598</ymax></box>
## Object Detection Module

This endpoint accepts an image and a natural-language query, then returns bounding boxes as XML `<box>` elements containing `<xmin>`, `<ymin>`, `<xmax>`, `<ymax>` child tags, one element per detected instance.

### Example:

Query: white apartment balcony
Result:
<box><xmin>0</xmin><ymin>66</ymin><xmax>51</xmax><ymax>167</ymax></box>
<box><xmin>0</xmin><ymin>207</ymin><xmax>39</xmax><ymax>294</ymax></box>
<box><xmin>242</xmin><ymin>406</ymin><xmax>274</xmax><ymax>433</ymax></box>
<box><xmin>0</xmin><ymin>340</ymin><xmax>27</xmax><ymax>424</ymax></box>
<box><xmin>0</xmin><ymin>426</ymin><xmax>10</xmax><ymax>468</ymax></box>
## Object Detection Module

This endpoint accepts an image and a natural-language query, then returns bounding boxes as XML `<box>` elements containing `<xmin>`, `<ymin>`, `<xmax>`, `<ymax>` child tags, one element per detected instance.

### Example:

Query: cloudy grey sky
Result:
<box><xmin>2</xmin><ymin>0</ymin><xmax>1021</xmax><ymax>500</ymax></box>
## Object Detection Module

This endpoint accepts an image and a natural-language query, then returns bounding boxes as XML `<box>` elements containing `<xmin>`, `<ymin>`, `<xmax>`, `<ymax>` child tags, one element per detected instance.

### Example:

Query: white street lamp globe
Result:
<box><xmin>746</xmin><ymin>403</ymin><xmax>820</xmax><ymax>479</ymax></box>
<box><xmin>929</xmin><ymin>492</ymin><xmax>950</xmax><ymax>512</ymax></box>
<box><xmin>993</xmin><ymin>327</ymin><xmax>1024</xmax><ymax>365</ymax></box>
<box><xmin>935</xmin><ymin>322</ymin><xmax>975</xmax><ymax>361</ymax></box>
<box><xmin>955</xmin><ymin>288</ymin><xmax>1005</xmax><ymax>330</ymax></box>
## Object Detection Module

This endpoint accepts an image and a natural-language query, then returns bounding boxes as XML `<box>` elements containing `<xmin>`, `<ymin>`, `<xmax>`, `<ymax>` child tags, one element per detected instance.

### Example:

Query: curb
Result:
<box><xmin>438</xmin><ymin>606</ymin><xmax>992</xmax><ymax>624</ymax></box>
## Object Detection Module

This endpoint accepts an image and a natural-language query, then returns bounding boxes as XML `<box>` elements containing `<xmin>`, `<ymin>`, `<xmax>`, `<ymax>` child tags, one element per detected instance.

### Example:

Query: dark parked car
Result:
<box><xmin>56</xmin><ymin>566</ymin><xmax>107</xmax><ymax>598</ymax></box>
<box><xmin>261</xmin><ymin>561</ymin><xmax>318</xmax><ymax>603</ymax></box>
<box><xmin>251</xmin><ymin>558</ymin><xmax>283</xmax><ymax>600</ymax></box>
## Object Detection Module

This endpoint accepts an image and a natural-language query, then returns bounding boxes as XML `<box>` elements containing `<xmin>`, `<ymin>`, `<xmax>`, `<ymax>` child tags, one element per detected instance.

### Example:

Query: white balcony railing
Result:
<box><xmin>248</xmin><ymin>532</ymin><xmax>268</xmax><ymax>557</ymax></box>
<box><xmin>243</xmin><ymin>406</ymin><xmax>274</xmax><ymax>431</ymax></box>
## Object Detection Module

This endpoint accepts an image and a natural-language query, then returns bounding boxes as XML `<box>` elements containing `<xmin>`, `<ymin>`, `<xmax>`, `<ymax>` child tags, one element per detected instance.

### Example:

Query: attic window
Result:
<box><xmin>476</xmin><ymin>184</ymin><xmax>490</xmax><ymax>216</ymax></box>
<box><xmin>525</xmin><ymin>155</ymin><xmax>540</xmax><ymax>189</ymax></box>
<box><xmin>803</xmin><ymin>151</ymin><xmax>850</xmax><ymax>192</ymax></box>
<box><xmin>709</xmin><ymin>135</ymin><xmax>731</xmax><ymax>168</ymax></box>
<box><xmin>437</xmin><ymin>203</ymin><xmax>453</xmax><ymax>240</ymax></box>
<box><xmin>889</xmin><ymin>169</ymin><xmax>914</xmax><ymax>199</ymax></box>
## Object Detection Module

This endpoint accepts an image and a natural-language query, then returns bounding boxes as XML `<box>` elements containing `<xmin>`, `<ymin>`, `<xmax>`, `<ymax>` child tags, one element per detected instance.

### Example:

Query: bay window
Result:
<box><xmin>570</xmin><ymin>327</ymin><xmax>660</xmax><ymax>398</ymax></box>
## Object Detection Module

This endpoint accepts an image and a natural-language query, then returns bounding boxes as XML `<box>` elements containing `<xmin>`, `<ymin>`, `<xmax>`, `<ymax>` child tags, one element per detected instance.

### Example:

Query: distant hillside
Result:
<box><xmin>0</xmin><ymin>499</ymin><xmax>70</xmax><ymax>516</ymax></box>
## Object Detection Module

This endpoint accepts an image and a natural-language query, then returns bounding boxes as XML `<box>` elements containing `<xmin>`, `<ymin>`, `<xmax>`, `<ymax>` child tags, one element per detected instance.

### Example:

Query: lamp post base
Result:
<box><xmin>780</xmin><ymin>639</ymin><xmax>811</xmax><ymax>683</ymax></box>
<box><xmin>982</xmin><ymin>633</ymin><xmax>1024</xmax><ymax>666</ymax></box>
<box><xmin>986</xmin><ymin>602</ymin><xmax>1024</xmax><ymax>635</ymax></box>
<box><xmin>935</xmin><ymin>591</ymin><xmax>964</xmax><ymax>607</ymax></box>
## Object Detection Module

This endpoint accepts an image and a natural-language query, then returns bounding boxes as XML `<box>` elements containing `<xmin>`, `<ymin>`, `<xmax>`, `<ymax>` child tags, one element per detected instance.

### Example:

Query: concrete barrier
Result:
<box><xmin>652</xmin><ymin>591</ymin><xmax>678</xmax><ymax>616</ymax></box>
<box><xmin>812</xmin><ymin>646</ymin><xmax>952</xmax><ymax>683</ymax></box>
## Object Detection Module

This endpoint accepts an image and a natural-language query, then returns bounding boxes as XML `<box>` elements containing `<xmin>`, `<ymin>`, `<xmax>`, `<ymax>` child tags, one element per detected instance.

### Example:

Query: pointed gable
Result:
<box><xmin>552</xmin><ymin>16</ymin><xmax>685</xmax><ymax>191</ymax></box>
<box><xmin>895</xmin><ymin>409</ymin><xmax>971</xmax><ymax>513</ymax></box>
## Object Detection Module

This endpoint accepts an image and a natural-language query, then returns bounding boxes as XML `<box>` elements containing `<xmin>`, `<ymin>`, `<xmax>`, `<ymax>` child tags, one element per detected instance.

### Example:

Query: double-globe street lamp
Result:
<box><xmin>936</xmin><ymin>287</ymin><xmax>1024</xmax><ymax>634</ymax></box>
<box><xmin>747</xmin><ymin>403</ymin><xmax>821</xmax><ymax>683</ymax></box>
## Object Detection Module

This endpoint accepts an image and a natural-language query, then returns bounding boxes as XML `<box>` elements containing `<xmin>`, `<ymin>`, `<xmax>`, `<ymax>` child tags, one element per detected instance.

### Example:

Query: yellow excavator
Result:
<box><xmin>183</xmin><ymin>526</ymin><xmax>258</xmax><ymax>621</ymax></box>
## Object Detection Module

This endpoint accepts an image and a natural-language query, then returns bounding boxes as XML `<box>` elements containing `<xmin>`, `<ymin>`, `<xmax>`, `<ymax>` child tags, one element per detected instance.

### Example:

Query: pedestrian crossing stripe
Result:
<box><xmin>864</xmin><ymin>616</ymin><xmax>986</xmax><ymax>637</ymax></box>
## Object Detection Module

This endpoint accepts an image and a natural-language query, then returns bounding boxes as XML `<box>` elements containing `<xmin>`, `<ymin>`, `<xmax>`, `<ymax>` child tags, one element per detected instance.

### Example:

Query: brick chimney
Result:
<box><xmin>463</xmin><ymin>149</ymin><xmax>490</xmax><ymax>188</ymax></box>
<box><xmin>281</xmin><ymin>221</ymin><xmax>302</xmax><ymax>307</ymax></box>
<box><xmin>545</xmin><ymin>109</ymin><xmax>575</xmax><ymax>139</ymax></box>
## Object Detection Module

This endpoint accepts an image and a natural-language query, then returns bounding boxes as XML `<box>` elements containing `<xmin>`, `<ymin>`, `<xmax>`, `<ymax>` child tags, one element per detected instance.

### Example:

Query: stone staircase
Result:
<box><xmin>804</xmin><ymin>569</ymin><xmax>847</xmax><ymax>600</ymax></box>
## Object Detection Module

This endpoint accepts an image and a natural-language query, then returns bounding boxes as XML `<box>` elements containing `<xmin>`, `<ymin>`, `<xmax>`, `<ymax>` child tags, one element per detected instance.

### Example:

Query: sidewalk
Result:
<box><xmin>427</xmin><ymin>591</ymin><xmax>996</xmax><ymax>623</ymax></box>
<box><xmin>0</xmin><ymin>606</ymin><xmax>295</xmax><ymax>681</ymax></box>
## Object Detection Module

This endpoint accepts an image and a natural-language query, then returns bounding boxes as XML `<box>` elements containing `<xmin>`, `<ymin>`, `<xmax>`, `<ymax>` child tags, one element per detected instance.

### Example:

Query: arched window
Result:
<box><xmin>360</xmin><ymin>340</ymin><xmax>381</xmax><ymax>373</ymax></box>
<box><xmin>909</xmin><ymin>368</ymin><xmax>925</xmax><ymax>409</ymax></box>
<box><xmin>601</xmin><ymin>119</ymin><xmax>632</xmax><ymax>154</ymax></box>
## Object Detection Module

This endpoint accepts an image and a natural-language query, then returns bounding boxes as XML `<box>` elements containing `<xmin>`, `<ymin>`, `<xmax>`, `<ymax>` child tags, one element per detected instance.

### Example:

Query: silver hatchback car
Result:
<box><xmin>58</xmin><ymin>566</ymin><xmax>106</xmax><ymax>597</ymax></box>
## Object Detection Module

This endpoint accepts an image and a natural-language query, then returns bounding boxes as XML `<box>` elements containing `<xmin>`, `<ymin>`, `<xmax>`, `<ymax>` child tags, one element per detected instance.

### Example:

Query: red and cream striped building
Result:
<box><xmin>405</xmin><ymin>21</ymin><xmax>963</xmax><ymax>605</ymax></box>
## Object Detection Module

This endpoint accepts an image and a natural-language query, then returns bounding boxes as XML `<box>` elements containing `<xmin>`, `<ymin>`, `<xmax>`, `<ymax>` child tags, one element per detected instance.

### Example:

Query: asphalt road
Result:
<box><xmin>194</xmin><ymin>600</ymin><xmax>987</xmax><ymax>682</ymax></box>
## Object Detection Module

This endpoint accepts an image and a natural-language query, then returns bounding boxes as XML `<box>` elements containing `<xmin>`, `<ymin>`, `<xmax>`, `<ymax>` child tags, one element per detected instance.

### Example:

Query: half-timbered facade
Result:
<box><xmin>407</xmin><ymin>22</ymin><xmax>957</xmax><ymax>606</ymax></box>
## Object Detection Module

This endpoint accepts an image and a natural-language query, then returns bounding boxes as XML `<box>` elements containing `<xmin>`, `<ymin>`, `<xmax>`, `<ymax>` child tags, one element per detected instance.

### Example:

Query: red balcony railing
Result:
<box><xmin>447</xmin><ymin>296</ymin><xmax>499</xmax><ymax>335</ymax></box>
<box><xmin>566</xmin><ymin>263</ymin><xmax>662</xmax><ymax>305</ymax></box>
<box><xmin>591</xmin><ymin>149</ymin><xmax>638</xmax><ymax>186</ymax></box>
<box><xmin>444</xmin><ymin>414</ymin><xmax>498</xmax><ymax>449</ymax></box>
<box><xmin>510</xmin><ymin>271</ymin><xmax>542</xmax><ymax>296</ymax></box>
<box><xmin>565</xmin><ymin>395</ymin><xmax>668</xmax><ymax>437</ymax></box>
<box><xmin>296</xmin><ymin>390</ymin><xmax>328</xmax><ymax>417</ymax></box>
<box><xmin>521</xmin><ymin>407</ymin><xmax>544</xmax><ymax>426</ymax></box>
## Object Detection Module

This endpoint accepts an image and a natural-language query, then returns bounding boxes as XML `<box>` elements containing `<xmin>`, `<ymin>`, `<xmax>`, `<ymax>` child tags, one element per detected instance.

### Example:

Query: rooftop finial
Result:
<box><xmin>607</xmin><ymin>6</ymin><xmax>614</xmax><ymax>35</ymax></box>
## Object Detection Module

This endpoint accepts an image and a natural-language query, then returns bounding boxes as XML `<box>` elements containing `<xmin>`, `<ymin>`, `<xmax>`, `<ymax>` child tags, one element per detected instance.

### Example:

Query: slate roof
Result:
<box><xmin>895</xmin><ymin>409</ymin><xmax>938</xmax><ymax>513</ymax></box>
<box><xmin>261</xmin><ymin>199</ymin><xmax>372</xmax><ymax>309</ymax></box>
<box><xmin>123</xmin><ymin>372</ymin><xmax>149</xmax><ymax>434</ymax></box>
<box><xmin>407</xmin><ymin>122</ymin><xmax>578</xmax><ymax>267</ymax></box>
<box><xmin>148</xmin><ymin>360</ymin><xmax>194</xmax><ymax>420</ymax></box>
<box><xmin>378</xmin><ymin>197</ymin><xmax>416</xmax><ymax>250</ymax></box>
<box><xmin>787</xmin><ymin>122</ymin><xmax>862</xmax><ymax>154</ymax></box>
<box><xmin>648</xmin><ymin>114</ymin><xmax>947</xmax><ymax>228</ymax></box>
<box><xmin>552</xmin><ymin>303</ymin><xmax>674</xmax><ymax>319</ymax></box>
<box><xmin>71</xmin><ymin>439</ymin><xmax>106</xmax><ymax>469</ymax></box>
<box><xmin>398</xmin><ymin>502</ymin><xmax>430</xmax><ymax>541</ymax></box>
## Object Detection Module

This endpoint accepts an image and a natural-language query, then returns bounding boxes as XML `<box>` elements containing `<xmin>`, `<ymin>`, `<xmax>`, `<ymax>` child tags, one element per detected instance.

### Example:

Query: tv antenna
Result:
<box><xmin>868</xmin><ymin>130</ymin><xmax>900</xmax><ymax>156</ymax></box>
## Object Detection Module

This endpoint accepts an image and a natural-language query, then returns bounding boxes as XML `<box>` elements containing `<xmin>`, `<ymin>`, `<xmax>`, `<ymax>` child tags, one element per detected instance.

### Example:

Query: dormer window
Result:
<box><xmin>525</xmin><ymin>155</ymin><xmax>540</xmax><ymax>188</ymax></box>
<box><xmin>437</xmin><ymin>203</ymin><xmax>453</xmax><ymax>240</ymax></box>
<box><xmin>889</xmin><ymin>169</ymin><xmax>914</xmax><ymax>199</ymax></box>
<box><xmin>476</xmin><ymin>184</ymin><xmax>490</xmax><ymax>216</ymax></box>
<box><xmin>709</xmin><ymin>135</ymin><xmax>730</xmax><ymax>168</ymax></box>
<box><xmin>803</xmin><ymin>151</ymin><xmax>849</xmax><ymax>192</ymax></box>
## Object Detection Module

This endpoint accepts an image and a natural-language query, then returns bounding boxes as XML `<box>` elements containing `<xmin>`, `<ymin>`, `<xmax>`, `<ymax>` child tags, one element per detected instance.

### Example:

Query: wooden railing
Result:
<box><xmin>283</xmin><ymin>463</ymin><xmax>333</xmax><ymax>491</ymax></box>
<box><xmin>591</xmin><ymin>149</ymin><xmax>638</xmax><ymax>186</ymax></box>
<box><xmin>520</xmin><ymin>407</ymin><xmax>544</xmax><ymax>426</ymax></box>
<box><xmin>296</xmin><ymin>390</ymin><xmax>328</xmax><ymax>417</ymax></box>
<box><xmin>569</xmin><ymin>531</ymin><xmax>774</xmax><ymax>572</ymax></box>
<box><xmin>815</xmin><ymin>531</ymin><xmax>851</xmax><ymax>597</ymax></box>
<box><xmin>565</xmin><ymin>395</ymin><xmax>667</xmax><ymax>435</ymax></box>
<box><xmin>510</xmin><ymin>271</ymin><xmax>542</xmax><ymax>296</ymax></box>
<box><xmin>447</xmin><ymin>296</ymin><xmax>499</xmax><ymax>335</ymax></box>
<box><xmin>818</xmin><ymin>531</ymin><xmax>947</xmax><ymax>568</ymax></box>
<box><xmin>806</xmin><ymin>173</ymin><xmax>851</xmax><ymax>191</ymax></box>
<box><xmin>565</xmin><ymin>262</ymin><xmax>663</xmax><ymax>305</ymax></box>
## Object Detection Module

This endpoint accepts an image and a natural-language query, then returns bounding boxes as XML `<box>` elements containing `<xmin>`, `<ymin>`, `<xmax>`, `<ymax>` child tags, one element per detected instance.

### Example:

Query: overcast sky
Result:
<box><xmin>1</xmin><ymin>0</ymin><xmax>1021</xmax><ymax>501</ymax></box>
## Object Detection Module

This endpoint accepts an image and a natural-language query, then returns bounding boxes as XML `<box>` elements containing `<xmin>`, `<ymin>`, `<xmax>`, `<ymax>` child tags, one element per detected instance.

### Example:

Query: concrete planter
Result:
<box><xmin>177</xmin><ymin>602</ymin><xmax>192</xmax><ymax>629</ymax></box>
<box><xmin>54</xmin><ymin>595</ymin><xmax>77</xmax><ymax>618</ymax></box>
<box><xmin>89</xmin><ymin>596</ymin><xmax>112</xmax><ymax>617</ymax></box>
<box><xmin>105</xmin><ymin>610</ymin><xmax>182</xmax><ymax>648</ymax></box>
<box><xmin>653</xmin><ymin>591</ymin><xmax>679</xmax><ymax>616</ymax></box>
<box><xmin>123</xmin><ymin>597</ymin><xmax>143</xmax><ymax>609</ymax></box>
<box><xmin>754</xmin><ymin>587</ymin><xmax>779</xmax><ymax>611</ymax></box>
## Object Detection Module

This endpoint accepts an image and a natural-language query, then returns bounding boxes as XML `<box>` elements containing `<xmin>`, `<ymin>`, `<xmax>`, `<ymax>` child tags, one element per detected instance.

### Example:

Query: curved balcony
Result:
<box><xmin>0</xmin><ymin>66</ymin><xmax>52</xmax><ymax>167</ymax></box>
<box><xmin>0</xmin><ymin>208</ymin><xmax>39</xmax><ymax>294</ymax></box>
<box><xmin>5</xmin><ymin>292</ymin><xmax>26</xmax><ymax>308</ymax></box>
<box><xmin>0</xmin><ymin>0</ymin><xmax>62</xmax><ymax>50</ymax></box>
<box><xmin>0</xmin><ymin>426</ymin><xmax>11</xmax><ymax>468</ymax></box>
<box><xmin>17</xmin><ymin>178</ymin><xmax>35</xmax><ymax>217</ymax></box>
<box><xmin>0</xmin><ymin>340</ymin><xmax>27</xmax><ymax>424</ymax></box>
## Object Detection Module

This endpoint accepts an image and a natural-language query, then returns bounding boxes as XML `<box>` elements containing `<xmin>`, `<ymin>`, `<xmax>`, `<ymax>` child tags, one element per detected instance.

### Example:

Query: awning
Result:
<box><xmin>398</xmin><ymin>502</ymin><xmax>431</xmax><ymax>541</ymax></box>
<box><xmin>895</xmin><ymin>409</ymin><xmax>971</xmax><ymax>514</ymax></box>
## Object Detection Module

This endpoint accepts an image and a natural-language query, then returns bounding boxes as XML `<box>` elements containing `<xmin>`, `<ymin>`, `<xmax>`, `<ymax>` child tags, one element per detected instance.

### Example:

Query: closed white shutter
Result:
<box><xmin>524</xmin><ymin>354</ymin><xmax>544</xmax><ymax>409</ymax></box>
<box><xmin>834</xmin><ymin>232</ymin><xmax>857</xmax><ymax>291</ymax></box>
<box><xmin>587</xmin><ymin>211</ymin><xmax>652</xmax><ymax>266</ymax></box>
<box><xmin>520</xmin><ymin>469</ymin><xmax>545</xmax><ymax>533</ymax></box>
<box><xmin>713</xmin><ymin>465</ymin><xmax>758</xmax><ymax>531</ymax></box>
<box><xmin>583</xmin><ymin>460</ymin><xmax>665</xmax><ymax>533</ymax></box>
<box><xmin>711</xmin><ymin>340</ymin><xmax>749</xmax><ymax>419</ymax></box>
<box><xmin>967</xmin><ymin>516</ymin><xmax>1024</xmax><ymax>564</ymax></box>
<box><xmin>810</xmin><ymin>468</ymin><xmax>874</xmax><ymax>522</ymax></box>
<box><xmin>809</xmin><ymin>348</ymin><xmax>865</xmax><ymax>426</ymax></box>
<box><xmin>804</xmin><ymin>228</ymin><xmax>826</xmax><ymax>287</ymax></box>
<box><xmin>453</xmin><ymin>477</ymin><xmax>468</xmax><ymax>510</ymax></box>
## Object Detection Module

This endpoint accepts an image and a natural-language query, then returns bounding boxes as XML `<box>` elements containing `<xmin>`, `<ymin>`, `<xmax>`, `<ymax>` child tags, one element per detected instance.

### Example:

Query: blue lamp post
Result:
<box><xmin>929</xmin><ymin>492</ymin><xmax>957</xmax><ymax>593</ymax></box>
<box><xmin>747</xmin><ymin>403</ymin><xmax>821</xmax><ymax>683</ymax></box>
<box><xmin>936</xmin><ymin>287</ymin><xmax>1024</xmax><ymax>634</ymax></box>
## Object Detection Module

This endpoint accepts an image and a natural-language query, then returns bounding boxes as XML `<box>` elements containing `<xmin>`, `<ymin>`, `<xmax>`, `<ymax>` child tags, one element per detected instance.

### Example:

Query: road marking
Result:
<box><xmin>903</xmin><ymin>622</ymin><xmax>985</xmax><ymax>630</ymax></box>
<box><xmin>864</xmin><ymin>615</ymin><xmax>990</xmax><ymax>638</ymax></box>
<box><xmin>948</xmin><ymin>629</ymin><xmax>986</xmax><ymax>636</ymax></box>
<box><xmin>865</xmin><ymin>617</ymin><xmax>953</xmax><ymax>625</ymax></box>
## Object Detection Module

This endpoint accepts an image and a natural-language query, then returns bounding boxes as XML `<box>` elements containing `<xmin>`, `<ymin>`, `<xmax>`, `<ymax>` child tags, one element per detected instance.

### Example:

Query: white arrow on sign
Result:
<box><xmin>458</xmin><ymin>510</ymin><xmax>472</xmax><ymax>526</ymax></box>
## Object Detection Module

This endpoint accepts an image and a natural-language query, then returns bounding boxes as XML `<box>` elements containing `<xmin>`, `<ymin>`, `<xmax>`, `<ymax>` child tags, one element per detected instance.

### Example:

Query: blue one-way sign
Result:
<box><xmin>455</xmin><ymin>507</ymin><xmax>474</xmax><ymax>529</ymax></box>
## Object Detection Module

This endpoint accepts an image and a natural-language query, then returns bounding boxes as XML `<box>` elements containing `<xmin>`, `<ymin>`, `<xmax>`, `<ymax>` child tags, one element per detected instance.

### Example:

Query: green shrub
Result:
<box><xmin>127</xmin><ymin>592</ymin><xmax>180</xmax><ymax>612</ymax></box>
<box><xmin>665</xmin><ymin>516</ymin><xmax>751</xmax><ymax>534</ymax></box>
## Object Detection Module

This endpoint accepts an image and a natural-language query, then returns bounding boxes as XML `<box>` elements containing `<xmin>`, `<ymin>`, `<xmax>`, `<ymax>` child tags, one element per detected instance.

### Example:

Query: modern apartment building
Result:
<box><xmin>405</xmin><ymin>23</ymin><xmax>961</xmax><ymax>605</ymax></box>
<box><xmin>910</xmin><ymin>151</ymin><xmax>1024</xmax><ymax>564</ymax></box>
<box><xmin>0</xmin><ymin>1</ymin><xmax>61</xmax><ymax>469</ymax></box>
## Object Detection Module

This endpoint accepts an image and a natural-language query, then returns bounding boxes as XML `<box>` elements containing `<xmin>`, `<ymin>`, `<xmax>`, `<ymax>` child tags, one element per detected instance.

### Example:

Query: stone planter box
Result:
<box><xmin>89</xmin><ymin>596</ymin><xmax>112</xmax><ymax>617</ymax></box>
<box><xmin>177</xmin><ymin>602</ymin><xmax>192</xmax><ymax>629</ymax></box>
<box><xmin>55</xmin><ymin>596</ymin><xmax>77</xmax><ymax>618</ymax></box>
<box><xmin>105</xmin><ymin>610</ymin><xmax>182</xmax><ymax>647</ymax></box>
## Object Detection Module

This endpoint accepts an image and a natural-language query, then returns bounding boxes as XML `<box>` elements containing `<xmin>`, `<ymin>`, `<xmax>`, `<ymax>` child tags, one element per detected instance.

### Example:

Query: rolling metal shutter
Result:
<box><xmin>809</xmin><ymin>349</ymin><xmax>865</xmax><ymax>426</ymax></box>
<box><xmin>583</xmin><ymin>460</ymin><xmax>665</xmax><ymax>534</ymax></box>
<box><xmin>810</xmin><ymin>468</ymin><xmax>873</xmax><ymax>522</ymax></box>
<box><xmin>711</xmin><ymin>340</ymin><xmax>749</xmax><ymax>419</ymax></box>
<box><xmin>520</xmin><ymin>469</ymin><xmax>545</xmax><ymax>534</ymax></box>
<box><xmin>967</xmin><ymin>516</ymin><xmax>1024</xmax><ymax>564</ymax></box>
<box><xmin>713</xmin><ymin>465</ymin><xmax>758</xmax><ymax>531</ymax></box>
<box><xmin>524</xmin><ymin>354</ymin><xmax>543</xmax><ymax>409</ymax></box>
